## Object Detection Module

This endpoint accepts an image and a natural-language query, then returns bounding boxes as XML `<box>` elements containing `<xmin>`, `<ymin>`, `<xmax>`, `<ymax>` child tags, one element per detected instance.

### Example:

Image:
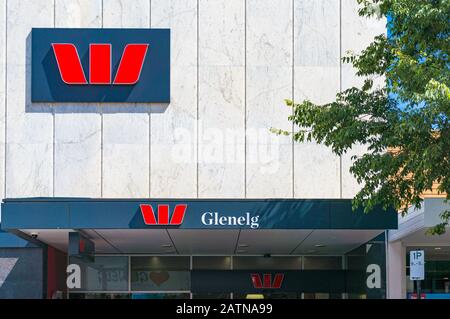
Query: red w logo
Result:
<box><xmin>140</xmin><ymin>204</ymin><xmax>187</xmax><ymax>225</ymax></box>
<box><xmin>52</xmin><ymin>43</ymin><xmax>149</xmax><ymax>85</ymax></box>
<box><xmin>250</xmin><ymin>273</ymin><xmax>284</xmax><ymax>289</ymax></box>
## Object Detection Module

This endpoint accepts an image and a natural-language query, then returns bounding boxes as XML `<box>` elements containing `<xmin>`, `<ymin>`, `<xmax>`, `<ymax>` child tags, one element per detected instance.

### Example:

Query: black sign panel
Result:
<box><xmin>191</xmin><ymin>270</ymin><xmax>366</xmax><ymax>294</ymax></box>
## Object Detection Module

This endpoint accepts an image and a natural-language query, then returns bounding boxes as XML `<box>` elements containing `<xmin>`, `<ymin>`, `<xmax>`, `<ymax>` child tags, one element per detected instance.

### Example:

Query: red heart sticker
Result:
<box><xmin>149</xmin><ymin>271</ymin><xmax>170</xmax><ymax>286</ymax></box>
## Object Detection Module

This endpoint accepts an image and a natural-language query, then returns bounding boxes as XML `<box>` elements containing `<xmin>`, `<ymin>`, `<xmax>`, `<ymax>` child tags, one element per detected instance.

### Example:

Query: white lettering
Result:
<box><xmin>200</xmin><ymin>212</ymin><xmax>260</xmax><ymax>229</ymax></box>
<box><xmin>250</xmin><ymin>215</ymin><xmax>259</xmax><ymax>229</ymax></box>
<box><xmin>219</xmin><ymin>216</ymin><xmax>227</xmax><ymax>225</ymax></box>
<box><xmin>201</xmin><ymin>212</ymin><xmax>212</xmax><ymax>225</ymax></box>
<box><xmin>366</xmin><ymin>264</ymin><xmax>381</xmax><ymax>289</ymax></box>
<box><xmin>66</xmin><ymin>264</ymin><xmax>81</xmax><ymax>289</ymax></box>
<box><xmin>177</xmin><ymin>303</ymin><xmax>210</xmax><ymax>317</ymax></box>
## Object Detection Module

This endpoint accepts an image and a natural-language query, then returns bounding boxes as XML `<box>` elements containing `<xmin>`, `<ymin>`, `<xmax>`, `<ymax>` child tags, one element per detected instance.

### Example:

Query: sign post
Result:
<box><xmin>410</xmin><ymin>250</ymin><xmax>425</xmax><ymax>299</ymax></box>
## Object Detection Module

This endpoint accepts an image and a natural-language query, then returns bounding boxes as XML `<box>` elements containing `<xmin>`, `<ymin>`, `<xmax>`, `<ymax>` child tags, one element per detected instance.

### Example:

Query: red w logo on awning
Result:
<box><xmin>140</xmin><ymin>204</ymin><xmax>187</xmax><ymax>226</ymax></box>
<box><xmin>250</xmin><ymin>273</ymin><xmax>284</xmax><ymax>289</ymax></box>
<box><xmin>52</xmin><ymin>43</ymin><xmax>148</xmax><ymax>85</ymax></box>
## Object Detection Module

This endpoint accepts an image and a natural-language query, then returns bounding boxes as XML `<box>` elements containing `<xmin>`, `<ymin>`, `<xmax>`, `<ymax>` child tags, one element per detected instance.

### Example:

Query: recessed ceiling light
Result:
<box><xmin>161</xmin><ymin>244</ymin><xmax>172</xmax><ymax>248</ymax></box>
<box><xmin>434</xmin><ymin>247</ymin><xmax>441</xmax><ymax>250</ymax></box>
<box><xmin>315</xmin><ymin>244</ymin><xmax>326</xmax><ymax>248</ymax></box>
<box><xmin>238</xmin><ymin>244</ymin><xmax>249</xmax><ymax>248</ymax></box>
<box><xmin>236</xmin><ymin>250</ymin><xmax>247</xmax><ymax>253</ymax></box>
<box><xmin>443</xmin><ymin>277</ymin><xmax>449</xmax><ymax>280</ymax></box>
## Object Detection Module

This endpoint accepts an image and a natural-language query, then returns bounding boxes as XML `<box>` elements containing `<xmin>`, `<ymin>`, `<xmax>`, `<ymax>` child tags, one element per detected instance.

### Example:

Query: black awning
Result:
<box><xmin>1</xmin><ymin>198</ymin><xmax>397</xmax><ymax>230</ymax></box>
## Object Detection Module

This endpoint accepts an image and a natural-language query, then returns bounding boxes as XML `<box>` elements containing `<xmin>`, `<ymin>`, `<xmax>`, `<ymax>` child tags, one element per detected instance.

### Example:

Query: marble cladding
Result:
<box><xmin>0</xmin><ymin>0</ymin><xmax>385</xmax><ymax>201</ymax></box>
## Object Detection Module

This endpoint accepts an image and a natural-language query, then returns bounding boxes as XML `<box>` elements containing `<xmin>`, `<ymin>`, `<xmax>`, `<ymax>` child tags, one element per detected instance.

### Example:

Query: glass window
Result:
<box><xmin>131</xmin><ymin>293</ymin><xmax>190</xmax><ymax>299</ymax></box>
<box><xmin>132</xmin><ymin>256</ymin><xmax>190</xmax><ymax>270</ymax></box>
<box><xmin>406</xmin><ymin>253</ymin><xmax>450</xmax><ymax>295</ymax></box>
<box><xmin>303</xmin><ymin>256</ymin><xmax>342</xmax><ymax>270</ymax></box>
<box><xmin>192</xmin><ymin>293</ymin><xmax>231</xmax><ymax>299</ymax></box>
<box><xmin>192</xmin><ymin>257</ymin><xmax>231</xmax><ymax>298</ymax></box>
<box><xmin>68</xmin><ymin>256</ymin><xmax>129</xmax><ymax>292</ymax></box>
<box><xmin>69</xmin><ymin>293</ymin><xmax>131</xmax><ymax>299</ymax></box>
<box><xmin>233</xmin><ymin>292</ymin><xmax>302</xmax><ymax>299</ymax></box>
<box><xmin>234</xmin><ymin>256</ymin><xmax>301</xmax><ymax>270</ymax></box>
<box><xmin>347</xmin><ymin>293</ymin><xmax>367</xmax><ymax>299</ymax></box>
<box><xmin>130</xmin><ymin>256</ymin><xmax>190</xmax><ymax>291</ymax></box>
<box><xmin>303</xmin><ymin>293</ymin><xmax>342</xmax><ymax>299</ymax></box>
<box><xmin>345</xmin><ymin>233</ymin><xmax>387</xmax><ymax>299</ymax></box>
<box><xmin>347</xmin><ymin>255</ymin><xmax>365</xmax><ymax>270</ymax></box>
<box><xmin>193</xmin><ymin>256</ymin><xmax>231</xmax><ymax>270</ymax></box>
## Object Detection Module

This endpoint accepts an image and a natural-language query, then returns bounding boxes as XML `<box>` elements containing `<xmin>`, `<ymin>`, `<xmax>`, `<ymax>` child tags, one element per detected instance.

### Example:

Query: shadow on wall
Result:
<box><xmin>24</xmin><ymin>32</ymin><xmax>170</xmax><ymax>114</ymax></box>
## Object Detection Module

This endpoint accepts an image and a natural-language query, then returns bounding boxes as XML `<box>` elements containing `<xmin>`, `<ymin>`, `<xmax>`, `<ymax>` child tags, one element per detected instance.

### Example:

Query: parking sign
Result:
<box><xmin>410</xmin><ymin>250</ymin><xmax>425</xmax><ymax>280</ymax></box>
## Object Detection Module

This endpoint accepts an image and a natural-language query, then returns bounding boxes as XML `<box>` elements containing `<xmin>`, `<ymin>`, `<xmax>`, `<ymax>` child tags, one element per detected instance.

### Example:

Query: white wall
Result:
<box><xmin>294</xmin><ymin>0</ymin><xmax>340</xmax><ymax>198</ymax></box>
<box><xmin>341</xmin><ymin>0</ymin><xmax>386</xmax><ymax>197</ymax></box>
<box><xmin>0</xmin><ymin>0</ymin><xmax>5</xmax><ymax>203</ymax></box>
<box><xmin>387</xmin><ymin>240</ymin><xmax>406</xmax><ymax>299</ymax></box>
<box><xmin>54</xmin><ymin>0</ymin><xmax>102</xmax><ymax>198</ymax></box>
<box><xmin>0</xmin><ymin>0</ymin><xmax>385</xmax><ymax>201</ymax></box>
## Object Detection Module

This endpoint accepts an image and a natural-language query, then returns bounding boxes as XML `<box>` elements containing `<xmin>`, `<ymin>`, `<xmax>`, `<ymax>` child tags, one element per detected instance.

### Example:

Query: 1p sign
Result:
<box><xmin>410</xmin><ymin>250</ymin><xmax>425</xmax><ymax>281</ymax></box>
<box><xmin>31</xmin><ymin>28</ymin><xmax>170</xmax><ymax>103</ymax></box>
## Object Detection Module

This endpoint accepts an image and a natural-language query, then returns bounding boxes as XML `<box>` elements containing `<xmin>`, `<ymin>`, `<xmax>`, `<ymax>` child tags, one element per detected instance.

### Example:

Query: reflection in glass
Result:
<box><xmin>303</xmin><ymin>256</ymin><xmax>342</xmax><ymax>270</ymax></box>
<box><xmin>131</xmin><ymin>293</ymin><xmax>190</xmax><ymax>299</ymax></box>
<box><xmin>192</xmin><ymin>293</ymin><xmax>231</xmax><ymax>299</ymax></box>
<box><xmin>131</xmin><ymin>256</ymin><xmax>190</xmax><ymax>291</ymax></box>
<box><xmin>69</xmin><ymin>293</ymin><xmax>131</xmax><ymax>299</ymax></box>
<box><xmin>69</xmin><ymin>256</ymin><xmax>128</xmax><ymax>292</ymax></box>
<box><xmin>234</xmin><ymin>256</ymin><xmax>301</xmax><ymax>270</ymax></box>
<box><xmin>303</xmin><ymin>293</ymin><xmax>342</xmax><ymax>299</ymax></box>
<box><xmin>406</xmin><ymin>258</ymin><xmax>450</xmax><ymax>294</ymax></box>
<box><xmin>193</xmin><ymin>256</ymin><xmax>231</xmax><ymax>270</ymax></box>
<box><xmin>233</xmin><ymin>292</ymin><xmax>302</xmax><ymax>299</ymax></box>
<box><xmin>345</xmin><ymin>233</ymin><xmax>387</xmax><ymax>299</ymax></box>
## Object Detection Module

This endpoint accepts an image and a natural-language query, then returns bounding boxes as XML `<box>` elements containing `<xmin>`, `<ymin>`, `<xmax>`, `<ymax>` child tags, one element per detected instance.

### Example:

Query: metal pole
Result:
<box><xmin>417</xmin><ymin>280</ymin><xmax>421</xmax><ymax>299</ymax></box>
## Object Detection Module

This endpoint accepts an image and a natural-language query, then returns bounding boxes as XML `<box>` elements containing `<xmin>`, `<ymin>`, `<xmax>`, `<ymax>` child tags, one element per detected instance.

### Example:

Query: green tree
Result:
<box><xmin>272</xmin><ymin>0</ymin><xmax>449</xmax><ymax>234</ymax></box>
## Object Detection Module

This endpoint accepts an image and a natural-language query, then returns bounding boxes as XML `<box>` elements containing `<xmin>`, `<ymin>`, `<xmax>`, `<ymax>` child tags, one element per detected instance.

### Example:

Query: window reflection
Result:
<box><xmin>130</xmin><ymin>256</ymin><xmax>190</xmax><ymax>291</ymax></box>
<box><xmin>69</xmin><ymin>256</ymin><xmax>128</xmax><ymax>292</ymax></box>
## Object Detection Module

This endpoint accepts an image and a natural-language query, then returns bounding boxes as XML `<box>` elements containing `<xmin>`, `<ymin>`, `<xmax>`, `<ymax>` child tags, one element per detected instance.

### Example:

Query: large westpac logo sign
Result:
<box><xmin>52</xmin><ymin>43</ymin><xmax>149</xmax><ymax>85</ymax></box>
<box><xmin>31</xmin><ymin>28</ymin><xmax>170</xmax><ymax>103</ymax></box>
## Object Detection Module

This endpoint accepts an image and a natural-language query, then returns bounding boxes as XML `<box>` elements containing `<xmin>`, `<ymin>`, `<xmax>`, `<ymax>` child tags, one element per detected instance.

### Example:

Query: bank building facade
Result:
<box><xmin>0</xmin><ymin>0</ymin><xmax>448</xmax><ymax>299</ymax></box>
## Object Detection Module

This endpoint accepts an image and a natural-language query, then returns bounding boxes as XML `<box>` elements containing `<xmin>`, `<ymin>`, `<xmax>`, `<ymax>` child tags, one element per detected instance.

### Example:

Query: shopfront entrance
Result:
<box><xmin>1</xmin><ymin>198</ymin><xmax>396</xmax><ymax>299</ymax></box>
<box><xmin>66</xmin><ymin>255</ymin><xmax>370</xmax><ymax>299</ymax></box>
<box><xmin>66</xmin><ymin>233</ymin><xmax>387</xmax><ymax>299</ymax></box>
